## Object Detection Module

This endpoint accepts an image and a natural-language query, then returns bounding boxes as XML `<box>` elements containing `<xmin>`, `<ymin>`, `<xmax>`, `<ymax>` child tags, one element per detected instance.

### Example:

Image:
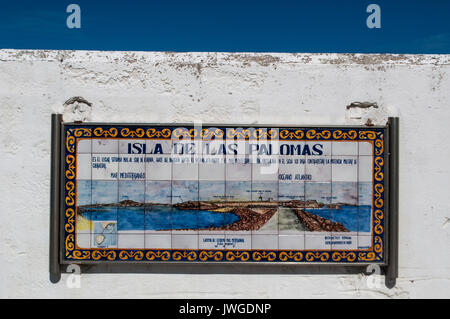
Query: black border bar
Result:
<box><xmin>385</xmin><ymin>117</ymin><xmax>399</xmax><ymax>288</ymax></box>
<box><xmin>50</xmin><ymin>114</ymin><xmax>62</xmax><ymax>283</ymax></box>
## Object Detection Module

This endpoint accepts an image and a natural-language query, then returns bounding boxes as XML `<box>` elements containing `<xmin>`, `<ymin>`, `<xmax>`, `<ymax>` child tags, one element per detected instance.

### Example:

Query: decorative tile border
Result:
<box><xmin>62</xmin><ymin>125</ymin><xmax>386</xmax><ymax>263</ymax></box>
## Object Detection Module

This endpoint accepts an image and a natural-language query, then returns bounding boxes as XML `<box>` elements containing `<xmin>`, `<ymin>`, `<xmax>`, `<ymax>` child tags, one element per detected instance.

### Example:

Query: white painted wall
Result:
<box><xmin>0</xmin><ymin>50</ymin><xmax>449</xmax><ymax>298</ymax></box>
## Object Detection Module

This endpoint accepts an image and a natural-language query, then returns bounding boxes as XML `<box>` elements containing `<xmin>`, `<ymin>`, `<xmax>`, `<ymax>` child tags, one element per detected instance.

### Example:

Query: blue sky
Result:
<box><xmin>1</xmin><ymin>0</ymin><xmax>448</xmax><ymax>53</ymax></box>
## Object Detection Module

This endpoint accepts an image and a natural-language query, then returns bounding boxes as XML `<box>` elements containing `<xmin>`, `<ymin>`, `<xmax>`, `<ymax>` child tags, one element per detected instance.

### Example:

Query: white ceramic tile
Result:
<box><xmin>226</xmin><ymin>156</ymin><xmax>251</xmax><ymax>181</ymax></box>
<box><xmin>146</xmin><ymin>139</ymin><xmax>173</xmax><ymax>155</ymax></box>
<box><xmin>305</xmin><ymin>141</ymin><xmax>331</xmax><ymax>156</ymax></box>
<box><xmin>199</xmin><ymin>161</ymin><xmax>225</xmax><ymax>181</ymax></box>
<box><xmin>76</xmin><ymin>233</ymin><xmax>90</xmax><ymax>249</ymax></box>
<box><xmin>358</xmin><ymin>156</ymin><xmax>373</xmax><ymax>183</ymax></box>
<box><xmin>172</xmin><ymin>140</ymin><xmax>200</xmax><ymax>157</ymax></box>
<box><xmin>92</xmin><ymin>139</ymin><xmax>118</xmax><ymax>153</ymax></box>
<box><xmin>202</xmin><ymin>139</ymin><xmax>227</xmax><ymax>156</ymax></box>
<box><xmin>304</xmin><ymin>234</ymin><xmax>331</xmax><ymax>250</ymax></box>
<box><xmin>172</xmin><ymin>162</ymin><xmax>198</xmax><ymax>180</ymax></box>
<box><xmin>248</xmin><ymin>140</ymin><xmax>279</xmax><ymax>156</ymax></box>
<box><xmin>77</xmin><ymin>139</ymin><xmax>91</xmax><ymax>153</ymax></box>
<box><xmin>200</xmin><ymin>152</ymin><xmax>226</xmax><ymax>163</ymax></box>
<box><xmin>119</xmin><ymin>139</ymin><xmax>145</xmax><ymax>154</ymax></box>
<box><xmin>252</xmin><ymin>161</ymin><xmax>278</xmax><ymax>181</ymax></box>
<box><xmin>359</xmin><ymin>141</ymin><xmax>373</xmax><ymax>156</ymax></box>
<box><xmin>91</xmin><ymin>154</ymin><xmax>119</xmax><ymax>180</ymax></box>
<box><xmin>278</xmin><ymin>141</ymin><xmax>305</xmax><ymax>156</ymax></box>
<box><xmin>330</xmin><ymin>233</ymin><xmax>358</xmax><ymax>250</ymax></box>
<box><xmin>278</xmin><ymin>155</ymin><xmax>306</xmax><ymax>183</ymax></box>
<box><xmin>171</xmin><ymin>229</ymin><xmax>198</xmax><ymax>235</ymax></box>
<box><xmin>358</xmin><ymin>235</ymin><xmax>372</xmax><ymax>250</ymax></box>
<box><xmin>199</xmin><ymin>229</ymin><xmax>226</xmax><ymax>236</ymax></box>
<box><xmin>91</xmin><ymin>232</ymin><xmax>117</xmax><ymax>248</ymax></box>
<box><xmin>358</xmin><ymin>229</ymin><xmax>372</xmax><ymax>237</ymax></box>
<box><xmin>332</xmin><ymin>156</ymin><xmax>358</xmax><ymax>182</ymax></box>
<box><xmin>332</xmin><ymin>142</ymin><xmax>358</xmax><ymax>156</ymax></box>
<box><xmin>76</xmin><ymin>154</ymin><xmax>91</xmax><ymax>180</ymax></box>
<box><xmin>251</xmin><ymin>234</ymin><xmax>278</xmax><ymax>249</ymax></box>
<box><xmin>171</xmin><ymin>234</ymin><xmax>198</xmax><ymax>249</ymax></box>
<box><xmin>224</xmin><ymin>234</ymin><xmax>251</xmax><ymax>249</ymax></box>
<box><xmin>118</xmin><ymin>154</ymin><xmax>145</xmax><ymax>180</ymax></box>
<box><xmin>145</xmin><ymin>156</ymin><xmax>172</xmax><ymax>180</ymax></box>
<box><xmin>306</xmin><ymin>156</ymin><xmax>331</xmax><ymax>182</ymax></box>
<box><xmin>278</xmin><ymin>235</ymin><xmax>305</xmax><ymax>250</ymax></box>
<box><xmin>145</xmin><ymin>234</ymin><xmax>171</xmax><ymax>249</ymax></box>
<box><xmin>199</xmin><ymin>235</ymin><xmax>226</xmax><ymax>249</ymax></box>
<box><xmin>118</xmin><ymin>233</ymin><xmax>145</xmax><ymax>248</ymax></box>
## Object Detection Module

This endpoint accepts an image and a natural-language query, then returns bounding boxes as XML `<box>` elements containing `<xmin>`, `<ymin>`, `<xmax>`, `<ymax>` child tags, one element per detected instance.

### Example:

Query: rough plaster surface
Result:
<box><xmin>0</xmin><ymin>49</ymin><xmax>449</xmax><ymax>298</ymax></box>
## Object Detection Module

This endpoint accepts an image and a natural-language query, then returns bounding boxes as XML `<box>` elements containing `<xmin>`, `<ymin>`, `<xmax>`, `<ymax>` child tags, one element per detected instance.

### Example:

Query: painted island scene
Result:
<box><xmin>75</xmin><ymin>138</ymin><xmax>374</xmax><ymax>251</ymax></box>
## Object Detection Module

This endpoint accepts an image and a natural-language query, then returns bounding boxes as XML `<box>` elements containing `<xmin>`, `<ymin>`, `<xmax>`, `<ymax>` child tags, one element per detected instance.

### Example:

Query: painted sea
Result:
<box><xmin>304</xmin><ymin>205</ymin><xmax>371</xmax><ymax>232</ymax></box>
<box><xmin>86</xmin><ymin>205</ymin><xmax>240</xmax><ymax>231</ymax></box>
<box><xmin>83</xmin><ymin>204</ymin><xmax>371</xmax><ymax>232</ymax></box>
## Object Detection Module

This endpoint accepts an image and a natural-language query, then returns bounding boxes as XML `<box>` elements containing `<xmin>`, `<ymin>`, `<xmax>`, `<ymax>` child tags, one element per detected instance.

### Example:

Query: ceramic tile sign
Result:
<box><xmin>62</xmin><ymin>125</ymin><xmax>386</xmax><ymax>264</ymax></box>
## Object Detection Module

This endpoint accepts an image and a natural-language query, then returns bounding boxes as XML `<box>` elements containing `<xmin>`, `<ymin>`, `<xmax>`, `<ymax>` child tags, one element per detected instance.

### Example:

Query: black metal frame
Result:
<box><xmin>50</xmin><ymin>115</ymin><xmax>399</xmax><ymax>287</ymax></box>
<box><xmin>384</xmin><ymin>117</ymin><xmax>399</xmax><ymax>288</ymax></box>
<box><xmin>50</xmin><ymin>114</ymin><xmax>62</xmax><ymax>283</ymax></box>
